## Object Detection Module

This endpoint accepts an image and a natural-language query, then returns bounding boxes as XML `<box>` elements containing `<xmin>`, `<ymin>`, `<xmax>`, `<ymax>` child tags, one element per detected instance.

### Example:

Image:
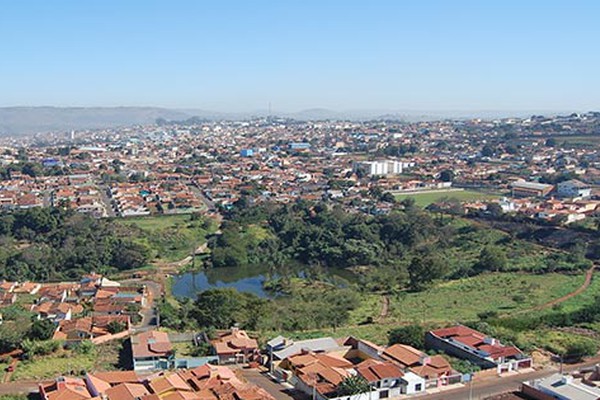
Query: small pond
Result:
<box><xmin>171</xmin><ymin>264</ymin><xmax>357</xmax><ymax>299</ymax></box>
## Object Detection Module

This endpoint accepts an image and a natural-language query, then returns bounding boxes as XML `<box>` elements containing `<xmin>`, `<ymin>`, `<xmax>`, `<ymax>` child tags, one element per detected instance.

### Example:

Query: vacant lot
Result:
<box><xmin>394</xmin><ymin>189</ymin><xmax>499</xmax><ymax>207</ymax></box>
<box><xmin>388</xmin><ymin>272</ymin><xmax>586</xmax><ymax>323</ymax></box>
<box><xmin>116</xmin><ymin>214</ymin><xmax>216</xmax><ymax>262</ymax></box>
<box><xmin>10</xmin><ymin>342</ymin><xmax>121</xmax><ymax>381</ymax></box>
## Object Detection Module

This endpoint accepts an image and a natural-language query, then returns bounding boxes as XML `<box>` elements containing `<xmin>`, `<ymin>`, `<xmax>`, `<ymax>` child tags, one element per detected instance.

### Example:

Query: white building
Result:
<box><xmin>523</xmin><ymin>373</ymin><xmax>600</xmax><ymax>400</ymax></box>
<box><xmin>557</xmin><ymin>179</ymin><xmax>592</xmax><ymax>199</ymax></box>
<box><xmin>354</xmin><ymin>160</ymin><xmax>410</xmax><ymax>176</ymax></box>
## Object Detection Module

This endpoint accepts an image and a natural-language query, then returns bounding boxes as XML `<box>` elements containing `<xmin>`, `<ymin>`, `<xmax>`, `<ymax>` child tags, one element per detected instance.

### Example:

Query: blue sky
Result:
<box><xmin>1</xmin><ymin>0</ymin><xmax>599</xmax><ymax>112</ymax></box>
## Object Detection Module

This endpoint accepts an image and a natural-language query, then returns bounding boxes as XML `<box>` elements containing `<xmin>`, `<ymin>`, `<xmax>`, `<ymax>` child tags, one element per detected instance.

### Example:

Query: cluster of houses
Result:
<box><xmin>460</xmin><ymin>178</ymin><xmax>600</xmax><ymax>225</ymax></box>
<box><xmin>2</xmin><ymin>113</ymin><xmax>600</xmax><ymax>221</ymax></box>
<box><xmin>40</xmin><ymin>364</ymin><xmax>276</xmax><ymax>400</ymax></box>
<box><xmin>120</xmin><ymin>324</ymin><xmax>531</xmax><ymax>400</ymax></box>
<box><xmin>0</xmin><ymin>274</ymin><xmax>146</xmax><ymax>342</ymax></box>
<box><xmin>109</xmin><ymin>179</ymin><xmax>204</xmax><ymax>217</ymax></box>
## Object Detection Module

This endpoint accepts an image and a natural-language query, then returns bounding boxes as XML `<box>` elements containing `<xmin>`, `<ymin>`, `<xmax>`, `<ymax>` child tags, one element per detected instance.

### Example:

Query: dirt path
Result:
<box><xmin>378</xmin><ymin>295</ymin><xmax>390</xmax><ymax>321</ymax></box>
<box><xmin>2</xmin><ymin>358</ymin><xmax>18</xmax><ymax>383</ymax></box>
<box><xmin>511</xmin><ymin>264</ymin><xmax>596</xmax><ymax>315</ymax></box>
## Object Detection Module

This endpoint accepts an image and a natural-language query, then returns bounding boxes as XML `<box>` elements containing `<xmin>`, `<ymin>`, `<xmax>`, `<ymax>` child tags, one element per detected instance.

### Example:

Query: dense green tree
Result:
<box><xmin>476</xmin><ymin>246</ymin><xmax>508</xmax><ymax>272</ymax></box>
<box><xmin>29</xmin><ymin>319</ymin><xmax>56</xmax><ymax>340</ymax></box>
<box><xmin>481</xmin><ymin>144</ymin><xmax>495</xmax><ymax>157</ymax></box>
<box><xmin>192</xmin><ymin>288</ymin><xmax>267</xmax><ymax>330</ymax></box>
<box><xmin>388</xmin><ymin>325</ymin><xmax>426</xmax><ymax>349</ymax></box>
<box><xmin>407</xmin><ymin>253</ymin><xmax>446</xmax><ymax>291</ymax></box>
<box><xmin>439</xmin><ymin>169</ymin><xmax>455</xmax><ymax>182</ymax></box>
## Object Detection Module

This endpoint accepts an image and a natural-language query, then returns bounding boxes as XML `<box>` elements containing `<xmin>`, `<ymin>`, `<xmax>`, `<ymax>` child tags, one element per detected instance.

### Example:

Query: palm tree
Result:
<box><xmin>337</xmin><ymin>375</ymin><xmax>371</xmax><ymax>396</ymax></box>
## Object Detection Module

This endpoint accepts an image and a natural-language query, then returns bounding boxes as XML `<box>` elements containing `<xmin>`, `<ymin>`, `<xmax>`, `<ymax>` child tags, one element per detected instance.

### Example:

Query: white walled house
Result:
<box><xmin>557</xmin><ymin>179</ymin><xmax>592</xmax><ymax>199</ymax></box>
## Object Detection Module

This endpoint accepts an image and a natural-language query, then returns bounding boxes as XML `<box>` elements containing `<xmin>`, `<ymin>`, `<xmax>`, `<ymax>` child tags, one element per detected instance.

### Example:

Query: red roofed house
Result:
<box><xmin>210</xmin><ymin>327</ymin><xmax>259</xmax><ymax>364</ymax></box>
<box><xmin>39</xmin><ymin>376</ymin><xmax>93</xmax><ymax>400</ymax></box>
<box><xmin>356</xmin><ymin>359</ymin><xmax>425</xmax><ymax>396</ymax></box>
<box><xmin>426</xmin><ymin>325</ymin><xmax>531</xmax><ymax>373</ymax></box>
<box><xmin>131</xmin><ymin>330</ymin><xmax>174</xmax><ymax>371</ymax></box>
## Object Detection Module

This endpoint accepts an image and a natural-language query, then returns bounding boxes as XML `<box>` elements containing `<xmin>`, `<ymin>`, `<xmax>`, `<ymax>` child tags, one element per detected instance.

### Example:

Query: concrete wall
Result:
<box><xmin>425</xmin><ymin>333</ymin><xmax>497</xmax><ymax>370</ymax></box>
<box><xmin>521</xmin><ymin>384</ymin><xmax>562</xmax><ymax>400</ymax></box>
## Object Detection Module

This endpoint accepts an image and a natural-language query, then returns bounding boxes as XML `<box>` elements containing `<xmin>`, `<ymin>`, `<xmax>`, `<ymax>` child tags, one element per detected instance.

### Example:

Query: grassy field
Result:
<box><xmin>116</xmin><ymin>214</ymin><xmax>217</xmax><ymax>262</ymax></box>
<box><xmin>12</xmin><ymin>352</ymin><xmax>96</xmax><ymax>381</ymax></box>
<box><xmin>550</xmin><ymin>135</ymin><xmax>600</xmax><ymax>146</ymax></box>
<box><xmin>394</xmin><ymin>189</ymin><xmax>499</xmax><ymax>207</ymax></box>
<box><xmin>387</xmin><ymin>272</ymin><xmax>586</xmax><ymax>324</ymax></box>
<box><xmin>271</xmin><ymin>272</ymin><xmax>594</xmax><ymax>346</ymax></box>
<box><xmin>10</xmin><ymin>342</ymin><xmax>121</xmax><ymax>381</ymax></box>
<box><xmin>0</xmin><ymin>360</ymin><xmax>7</xmax><ymax>382</ymax></box>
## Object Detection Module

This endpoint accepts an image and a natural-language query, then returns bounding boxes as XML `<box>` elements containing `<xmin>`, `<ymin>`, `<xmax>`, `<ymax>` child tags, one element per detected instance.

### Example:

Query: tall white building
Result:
<box><xmin>354</xmin><ymin>160</ymin><xmax>409</xmax><ymax>176</ymax></box>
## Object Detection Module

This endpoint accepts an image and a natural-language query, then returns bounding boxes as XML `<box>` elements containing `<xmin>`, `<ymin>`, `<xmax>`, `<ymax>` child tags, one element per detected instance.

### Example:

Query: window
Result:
<box><xmin>380</xmin><ymin>390</ymin><xmax>389</xmax><ymax>398</ymax></box>
<box><xmin>415</xmin><ymin>383</ymin><xmax>423</xmax><ymax>392</ymax></box>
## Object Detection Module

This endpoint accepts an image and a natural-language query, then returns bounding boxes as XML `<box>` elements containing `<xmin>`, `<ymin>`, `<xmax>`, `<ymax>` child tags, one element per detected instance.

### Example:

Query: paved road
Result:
<box><xmin>97</xmin><ymin>184</ymin><xmax>117</xmax><ymax>217</ymax></box>
<box><xmin>121</xmin><ymin>279</ymin><xmax>161</xmax><ymax>332</ymax></box>
<box><xmin>240</xmin><ymin>369</ymin><xmax>308</xmax><ymax>400</ymax></box>
<box><xmin>421</xmin><ymin>356</ymin><xmax>600</xmax><ymax>400</ymax></box>
<box><xmin>420</xmin><ymin>369</ymin><xmax>550</xmax><ymax>400</ymax></box>
<box><xmin>189</xmin><ymin>184</ymin><xmax>215</xmax><ymax>211</ymax></box>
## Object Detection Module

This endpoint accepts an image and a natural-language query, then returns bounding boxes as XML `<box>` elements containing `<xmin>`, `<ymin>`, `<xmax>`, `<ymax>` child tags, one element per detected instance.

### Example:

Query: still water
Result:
<box><xmin>172</xmin><ymin>265</ymin><xmax>272</xmax><ymax>298</ymax></box>
<box><xmin>171</xmin><ymin>264</ymin><xmax>356</xmax><ymax>299</ymax></box>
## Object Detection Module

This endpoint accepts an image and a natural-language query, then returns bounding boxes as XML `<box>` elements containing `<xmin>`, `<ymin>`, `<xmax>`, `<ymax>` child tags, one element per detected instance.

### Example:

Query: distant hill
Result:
<box><xmin>0</xmin><ymin>106</ymin><xmax>570</xmax><ymax>136</ymax></box>
<box><xmin>0</xmin><ymin>107</ymin><xmax>193</xmax><ymax>136</ymax></box>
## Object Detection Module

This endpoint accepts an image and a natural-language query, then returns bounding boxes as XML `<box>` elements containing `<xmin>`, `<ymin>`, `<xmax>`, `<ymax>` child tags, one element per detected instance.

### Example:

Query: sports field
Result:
<box><xmin>394</xmin><ymin>189</ymin><xmax>498</xmax><ymax>207</ymax></box>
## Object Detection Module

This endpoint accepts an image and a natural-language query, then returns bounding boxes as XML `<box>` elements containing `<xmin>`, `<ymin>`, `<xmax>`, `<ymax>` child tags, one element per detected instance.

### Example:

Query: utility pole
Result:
<box><xmin>468</xmin><ymin>369</ymin><xmax>474</xmax><ymax>400</ymax></box>
<box><xmin>560</xmin><ymin>354</ymin><xmax>564</xmax><ymax>375</ymax></box>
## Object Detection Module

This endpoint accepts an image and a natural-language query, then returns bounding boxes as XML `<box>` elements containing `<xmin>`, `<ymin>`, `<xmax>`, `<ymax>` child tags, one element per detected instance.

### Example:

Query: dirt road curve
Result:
<box><xmin>512</xmin><ymin>264</ymin><xmax>596</xmax><ymax>315</ymax></box>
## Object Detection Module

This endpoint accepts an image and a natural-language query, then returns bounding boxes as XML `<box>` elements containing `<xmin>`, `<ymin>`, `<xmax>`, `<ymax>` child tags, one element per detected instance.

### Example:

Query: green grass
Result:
<box><xmin>538</xmin><ymin>273</ymin><xmax>600</xmax><ymax>315</ymax></box>
<box><xmin>550</xmin><ymin>135</ymin><xmax>600</xmax><ymax>146</ymax></box>
<box><xmin>388</xmin><ymin>272</ymin><xmax>585</xmax><ymax>324</ymax></box>
<box><xmin>347</xmin><ymin>293</ymin><xmax>382</xmax><ymax>325</ymax></box>
<box><xmin>118</xmin><ymin>214</ymin><xmax>193</xmax><ymax>230</ymax></box>
<box><xmin>12</xmin><ymin>351</ymin><xmax>96</xmax><ymax>381</ymax></box>
<box><xmin>0</xmin><ymin>360</ymin><xmax>8</xmax><ymax>382</ymax></box>
<box><xmin>116</xmin><ymin>214</ymin><xmax>217</xmax><ymax>262</ymax></box>
<box><xmin>515</xmin><ymin>329</ymin><xmax>599</xmax><ymax>355</ymax></box>
<box><xmin>262</xmin><ymin>324</ymin><xmax>393</xmax><ymax>346</ymax></box>
<box><xmin>172</xmin><ymin>342</ymin><xmax>196</xmax><ymax>357</ymax></box>
<box><xmin>10</xmin><ymin>342</ymin><xmax>122</xmax><ymax>381</ymax></box>
<box><xmin>394</xmin><ymin>189</ymin><xmax>499</xmax><ymax>207</ymax></box>
<box><xmin>272</xmin><ymin>272</ymin><xmax>593</xmax><ymax>346</ymax></box>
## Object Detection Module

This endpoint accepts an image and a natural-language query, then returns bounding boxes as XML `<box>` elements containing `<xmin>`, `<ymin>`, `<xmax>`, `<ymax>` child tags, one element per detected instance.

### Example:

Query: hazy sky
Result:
<box><xmin>1</xmin><ymin>0</ymin><xmax>599</xmax><ymax>113</ymax></box>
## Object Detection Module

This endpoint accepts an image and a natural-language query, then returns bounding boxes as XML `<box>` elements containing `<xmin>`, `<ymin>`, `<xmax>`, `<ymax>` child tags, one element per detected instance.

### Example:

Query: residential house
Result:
<box><xmin>267</xmin><ymin>336</ymin><xmax>346</xmax><ymax>366</ymax></box>
<box><xmin>356</xmin><ymin>359</ymin><xmax>425</xmax><ymax>397</ymax></box>
<box><xmin>131</xmin><ymin>330</ymin><xmax>174</xmax><ymax>371</ymax></box>
<box><xmin>426</xmin><ymin>325</ymin><xmax>531</xmax><ymax>373</ymax></box>
<box><xmin>382</xmin><ymin>343</ymin><xmax>457</xmax><ymax>387</ymax></box>
<box><xmin>557</xmin><ymin>179</ymin><xmax>592</xmax><ymax>199</ymax></box>
<box><xmin>522</xmin><ymin>371</ymin><xmax>600</xmax><ymax>400</ymax></box>
<box><xmin>53</xmin><ymin>317</ymin><xmax>94</xmax><ymax>342</ymax></box>
<box><xmin>39</xmin><ymin>376</ymin><xmax>94</xmax><ymax>400</ymax></box>
<box><xmin>210</xmin><ymin>327</ymin><xmax>259</xmax><ymax>364</ymax></box>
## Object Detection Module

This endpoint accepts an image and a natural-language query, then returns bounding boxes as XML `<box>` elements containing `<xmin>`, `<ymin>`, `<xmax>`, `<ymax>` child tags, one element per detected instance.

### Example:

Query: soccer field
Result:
<box><xmin>394</xmin><ymin>189</ymin><xmax>498</xmax><ymax>207</ymax></box>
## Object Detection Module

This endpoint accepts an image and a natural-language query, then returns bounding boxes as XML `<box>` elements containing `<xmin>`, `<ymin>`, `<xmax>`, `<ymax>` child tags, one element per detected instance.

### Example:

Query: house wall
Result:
<box><xmin>355</xmin><ymin>341</ymin><xmax>383</xmax><ymax>361</ymax></box>
<box><xmin>521</xmin><ymin>383</ymin><xmax>564</xmax><ymax>400</ymax></box>
<box><xmin>425</xmin><ymin>333</ymin><xmax>497</xmax><ymax>370</ymax></box>
<box><xmin>402</xmin><ymin>375</ymin><xmax>426</xmax><ymax>395</ymax></box>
